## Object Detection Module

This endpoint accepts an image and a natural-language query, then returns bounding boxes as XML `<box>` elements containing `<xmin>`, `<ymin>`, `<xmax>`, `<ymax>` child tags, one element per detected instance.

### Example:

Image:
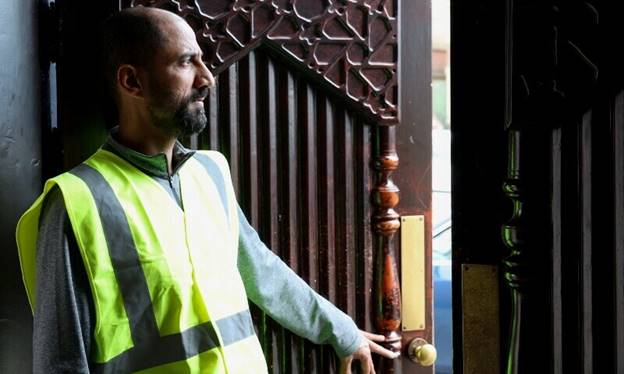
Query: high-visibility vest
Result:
<box><xmin>16</xmin><ymin>148</ymin><xmax>268</xmax><ymax>373</ymax></box>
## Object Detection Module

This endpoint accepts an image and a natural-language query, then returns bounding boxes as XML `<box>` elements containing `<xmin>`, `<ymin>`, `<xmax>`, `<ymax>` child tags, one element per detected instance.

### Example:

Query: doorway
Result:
<box><xmin>432</xmin><ymin>0</ymin><xmax>452</xmax><ymax>372</ymax></box>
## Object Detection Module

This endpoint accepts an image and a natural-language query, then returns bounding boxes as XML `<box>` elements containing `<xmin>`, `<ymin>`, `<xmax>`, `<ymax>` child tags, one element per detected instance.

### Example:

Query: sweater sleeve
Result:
<box><xmin>33</xmin><ymin>186</ymin><xmax>94</xmax><ymax>374</ymax></box>
<box><xmin>235</xmin><ymin>205</ymin><xmax>363</xmax><ymax>358</ymax></box>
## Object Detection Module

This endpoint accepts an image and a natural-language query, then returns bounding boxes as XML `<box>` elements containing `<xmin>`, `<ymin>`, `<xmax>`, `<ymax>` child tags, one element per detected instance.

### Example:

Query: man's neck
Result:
<box><xmin>116</xmin><ymin>124</ymin><xmax>177</xmax><ymax>175</ymax></box>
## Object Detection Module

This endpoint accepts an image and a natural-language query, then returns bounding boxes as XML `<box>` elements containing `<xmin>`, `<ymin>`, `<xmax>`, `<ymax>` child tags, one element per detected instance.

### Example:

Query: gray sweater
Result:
<box><xmin>32</xmin><ymin>133</ymin><xmax>361</xmax><ymax>373</ymax></box>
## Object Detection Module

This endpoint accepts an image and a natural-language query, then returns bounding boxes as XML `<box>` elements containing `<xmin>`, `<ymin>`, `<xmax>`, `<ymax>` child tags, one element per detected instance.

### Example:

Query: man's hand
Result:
<box><xmin>339</xmin><ymin>330</ymin><xmax>401</xmax><ymax>374</ymax></box>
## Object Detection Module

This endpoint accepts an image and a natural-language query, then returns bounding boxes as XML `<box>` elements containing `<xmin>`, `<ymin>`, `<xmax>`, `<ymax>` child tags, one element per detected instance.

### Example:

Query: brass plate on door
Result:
<box><xmin>401</xmin><ymin>215</ymin><xmax>425</xmax><ymax>331</ymax></box>
<box><xmin>461</xmin><ymin>264</ymin><xmax>500</xmax><ymax>374</ymax></box>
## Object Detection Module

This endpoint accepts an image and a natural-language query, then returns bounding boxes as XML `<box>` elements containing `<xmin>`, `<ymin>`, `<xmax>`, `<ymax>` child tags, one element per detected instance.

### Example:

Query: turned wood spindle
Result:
<box><xmin>372</xmin><ymin>125</ymin><xmax>402</xmax><ymax>371</ymax></box>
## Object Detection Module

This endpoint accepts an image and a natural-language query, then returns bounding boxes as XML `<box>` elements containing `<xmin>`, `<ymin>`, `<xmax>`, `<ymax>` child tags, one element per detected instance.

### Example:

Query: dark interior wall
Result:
<box><xmin>0</xmin><ymin>0</ymin><xmax>41</xmax><ymax>372</ymax></box>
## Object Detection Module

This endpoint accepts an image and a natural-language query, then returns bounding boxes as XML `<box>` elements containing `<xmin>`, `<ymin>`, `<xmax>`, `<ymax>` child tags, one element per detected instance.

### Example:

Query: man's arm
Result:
<box><xmin>33</xmin><ymin>187</ymin><xmax>93</xmax><ymax>373</ymax></box>
<box><xmin>235</xmin><ymin>204</ymin><xmax>364</xmax><ymax>358</ymax></box>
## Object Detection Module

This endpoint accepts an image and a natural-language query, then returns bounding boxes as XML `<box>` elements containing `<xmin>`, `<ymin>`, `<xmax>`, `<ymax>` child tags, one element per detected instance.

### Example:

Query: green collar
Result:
<box><xmin>102</xmin><ymin>127</ymin><xmax>195</xmax><ymax>179</ymax></box>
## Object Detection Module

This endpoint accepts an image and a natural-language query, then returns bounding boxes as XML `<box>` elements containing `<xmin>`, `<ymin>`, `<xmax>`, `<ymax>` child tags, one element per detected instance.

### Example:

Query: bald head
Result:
<box><xmin>100</xmin><ymin>7</ymin><xmax>190</xmax><ymax>99</ymax></box>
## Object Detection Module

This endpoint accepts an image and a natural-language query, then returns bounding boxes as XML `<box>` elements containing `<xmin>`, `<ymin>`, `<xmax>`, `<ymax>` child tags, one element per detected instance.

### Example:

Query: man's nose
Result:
<box><xmin>196</xmin><ymin>59</ymin><xmax>216</xmax><ymax>89</ymax></box>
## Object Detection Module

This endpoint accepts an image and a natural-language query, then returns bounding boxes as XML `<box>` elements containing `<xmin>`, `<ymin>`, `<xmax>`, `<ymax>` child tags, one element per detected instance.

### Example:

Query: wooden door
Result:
<box><xmin>46</xmin><ymin>0</ymin><xmax>433</xmax><ymax>372</ymax></box>
<box><xmin>453</xmin><ymin>0</ymin><xmax>624</xmax><ymax>373</ymax></box>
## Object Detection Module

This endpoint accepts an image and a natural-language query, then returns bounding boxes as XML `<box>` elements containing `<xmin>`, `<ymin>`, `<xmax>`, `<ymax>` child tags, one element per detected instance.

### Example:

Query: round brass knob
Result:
<box><xmin>407</xmin><ymin>338</ymin><xmax>437</xmax><ymax>366</ymax></box>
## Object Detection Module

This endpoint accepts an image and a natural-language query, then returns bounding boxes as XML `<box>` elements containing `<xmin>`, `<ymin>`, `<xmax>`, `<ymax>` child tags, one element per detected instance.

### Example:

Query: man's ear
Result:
<box><xmin>117</xmin><ymin>64</ymin><xmax>143</xmax><ymax>98</ymax></box>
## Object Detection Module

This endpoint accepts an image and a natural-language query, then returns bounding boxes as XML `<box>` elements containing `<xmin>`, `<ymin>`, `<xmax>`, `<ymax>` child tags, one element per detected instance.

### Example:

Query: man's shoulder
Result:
<box><xmin>40</xmin><ymin>184</ymin><xmax>65</xmax><ymax>216</ymax></box>
<box><xmin>193</xmin><ymin>149</ymin><xmax>227</xmax><ymax>163</ymax></box>
<box><xmin>46</xmin><ymin>149</ymin><xmax>110</xmax><ymax>182</ymax></box>
<box><xmin>191</xmin><ymin>150</ymin><xmax>231</xmax><ymax>173</ymax></box>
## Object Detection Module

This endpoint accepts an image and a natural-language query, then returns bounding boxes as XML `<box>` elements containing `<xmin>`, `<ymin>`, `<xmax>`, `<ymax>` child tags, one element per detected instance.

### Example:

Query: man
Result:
<box><xmin>16</xmin><ymin>7</ymin><xmax>398</xmax><ymax>373</ymax></box>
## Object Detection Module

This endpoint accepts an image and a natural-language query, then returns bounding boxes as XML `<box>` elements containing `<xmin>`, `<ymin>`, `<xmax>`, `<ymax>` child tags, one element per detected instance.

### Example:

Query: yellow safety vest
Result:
<box><xmin>16</xmin><ymin>148</ymin><xmax>268</xmax><ymax>373</ymax></box>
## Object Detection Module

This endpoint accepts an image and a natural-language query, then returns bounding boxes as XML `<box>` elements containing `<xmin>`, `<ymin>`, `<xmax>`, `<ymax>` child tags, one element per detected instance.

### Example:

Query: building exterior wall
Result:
<box><xmin>0</xmin><ymin>0</ymin><xmax>42</xmax><ymax>372</ymax></box>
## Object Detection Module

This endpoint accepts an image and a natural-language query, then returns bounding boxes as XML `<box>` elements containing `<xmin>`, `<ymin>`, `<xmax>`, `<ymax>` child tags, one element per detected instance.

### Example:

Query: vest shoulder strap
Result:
<box><xmin>190</xmin><ymin>150</ymin><xmax>238</xmax><ymax>234</ymax></box>
<box><xmin>15</xmin><ymin>168</ymin><xmax>95</xmax><ymax>311</ymax></box>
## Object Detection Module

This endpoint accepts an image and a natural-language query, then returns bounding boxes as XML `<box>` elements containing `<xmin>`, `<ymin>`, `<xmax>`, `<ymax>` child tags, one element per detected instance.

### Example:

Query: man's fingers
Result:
<box><xmin>368</xmin><ymin>340</ymin><xmax>400</xmax><ymax>359</ymax></box>
<box><xmin>359</xmin><ymin>356</ymin><xmax>375</xmax><ymax>374</ymax></box>
<box><xmin>339</xmin><ymin>357</ymin><xmax>353</xmax><ymax>374</ymax></box>
<box><xmin>360</xmin><ymin>330</ymin><xmax>386</xmax><ymax>342</ymax></box>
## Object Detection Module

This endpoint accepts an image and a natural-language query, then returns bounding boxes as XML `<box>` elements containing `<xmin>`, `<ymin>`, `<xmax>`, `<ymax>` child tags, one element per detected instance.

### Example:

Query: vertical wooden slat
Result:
<box><xmin>252</xmin><ymin>50</ymin><xmax>273</xmax><ymax>370</ymax></box>
<box><xmin>265</xmin><ymin>59</ymin><xmax>279</xmax><ymax>250</ymax></box>
<box><xmin>286</xmin><ymin>69</ymin><xmax>301</xmax><ymax>374</ymax></box>
<box><xmin>318</xmin><ymin>94</ymin><xmax>337</xmax><ymax>374</ymax></box>
<box><xmin>334</xmin><ymin>107</ymin><xmax>348</xmax><ymax>313</ymax></box>
<box><xmin>238</xmin><ymin>51</ymin><xmax>260</xmax><ymax>225</ymax></box>
<box><xmin>356</xmin><ymin>120</ymin><xmax>374</xmax><ymax>332</ymax></box>
<box><xmin>189</xmin><ymin>134</ymin><xmax>198</xmax><ymax>150</ymax></box>
<box><xmin>345</xmin><ymin>112</ymin><xmax>356</xmax><ymax>318</ymax></box>
<box><xmin>336</xmin><ymin>111</ymin><xmax>356</xmax><ymax>316</ymax></box>
<box><xmin>207</xmin><ymin>83</ymin><xmax>219</xmax><ymax>150</ymax></box>
<box><xmin>551</xmin><ymin>128</ymin><xmax>562</xmax><ymax>374</ymax></box>
<box><xmin>614</xmin><ymin>90</ymin><xmax>624</xmax><ymax>374</ymax></box>
<box><xmin>273</xmin><ymin>62</ymin><xmax>300</xmax><ymax>374</ymax></box>
<box><xmin>283</xmin><ymin>69</ymin><xmax>299</xmax><ymax>271</ymax></box>
<box><xmin>266</xmin><ymin>56</ymin><xmax>281</xmax><ymax>373</ymax></box>
<box><xmin>273</xmin><ymin>58</ymin><xmax>288</xmax><ymax>374</ymax></box>
<box><xmin>590</xmin><ymin>95</ymin><xmax>617</xmax><ymax>373</ymax></box>
<box><xmin>561</xmin><ymin>121</ymin><xmax>582</xmax><ymax>374</ymax></box>
<box><xmin>580</xmin><ymin>111</ymin><xmax>593</xmax><ymax>374</ymax></box>
<box><xmin>226</xmin><ymin>63</ymin><xmax>239</xmax><ymax>194</ymax></box>
<box><xmin>247</xmin><ymin>52</ymin><xmax>259</xmax><ymax>226</ymax></box>
<box><xmin>299</xmin><ymin>81</ymin><xmax>319</xmax><ymax>290</ymax></box>
<box><xmin>237</xmin><ymin>52</ymin><xmax>271</xmax><ymax>372</ymax></box>
<box><xmin>317</xmin><ymin>95</ymin><xmax>337</xmax><ymax>304</ymax></box>
<box><xmin>298</xmin><ymin>80</ymin><xmax>320</xmax><ymax>374</ymax></box>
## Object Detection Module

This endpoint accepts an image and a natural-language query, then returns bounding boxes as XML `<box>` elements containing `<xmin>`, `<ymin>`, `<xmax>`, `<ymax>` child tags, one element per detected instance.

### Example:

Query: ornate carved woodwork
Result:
<box><xmin>123</xmin><ymin>0</ymin><xmax>404</xmax><ymax>371</ymax></box>
<box><xmin>124</xmin><ymin>0</ymin><xmax>399</xmax><ymax>123</ymax></box>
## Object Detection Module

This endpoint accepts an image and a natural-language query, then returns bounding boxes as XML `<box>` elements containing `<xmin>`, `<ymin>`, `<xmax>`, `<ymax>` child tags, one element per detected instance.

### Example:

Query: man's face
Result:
<box><xmin>141</xmin><ymin>18</ymin><xmax>214</xmax><ymax>138</ymax></box>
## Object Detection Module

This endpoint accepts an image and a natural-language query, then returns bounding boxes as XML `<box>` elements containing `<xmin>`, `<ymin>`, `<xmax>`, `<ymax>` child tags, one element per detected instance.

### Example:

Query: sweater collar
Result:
<box><xmin>102</xmin><ymin>127</ymin><xmax>195</xmax><ymax>179</ymax></box>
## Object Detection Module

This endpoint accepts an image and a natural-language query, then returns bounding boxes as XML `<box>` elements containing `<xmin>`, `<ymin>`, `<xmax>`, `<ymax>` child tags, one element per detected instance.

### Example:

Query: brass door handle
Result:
<box><xmin>407</xmin><ymin>338</ymin><xmax>437</xmax><ymax>366</ymax></box>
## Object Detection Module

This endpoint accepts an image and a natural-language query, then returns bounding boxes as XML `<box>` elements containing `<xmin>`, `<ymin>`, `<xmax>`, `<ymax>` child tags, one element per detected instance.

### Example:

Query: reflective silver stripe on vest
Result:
<box><xmin>93</xmin><ymin>321</ymin><xmax>220</xmax><ymax>374</ymax></box>
<box><xmin>69</xmin><ymin>164</ymin><xmax>255</xmax><ymax>373</ymax></box>
<box><xmin>192</xmin><ymin>153</ymin><xmax>231</xmax><ymax>222</ymax></box>
<box><xmin>70</xmin><ymin>164</ymin><xmax>160</xmax><ymax>345</ymax></box>
<box><xmin>216</xmin><ymin>310</ymin><xmax>256</xmax><ymax>346</ymax></box>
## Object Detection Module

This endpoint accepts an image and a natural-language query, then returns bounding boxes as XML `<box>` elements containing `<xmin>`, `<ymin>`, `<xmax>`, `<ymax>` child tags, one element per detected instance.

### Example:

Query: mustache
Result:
<box><xmin>189</xmin><ymin>87</ymin><xmax>209</xmax><ymax>102</ymax></box>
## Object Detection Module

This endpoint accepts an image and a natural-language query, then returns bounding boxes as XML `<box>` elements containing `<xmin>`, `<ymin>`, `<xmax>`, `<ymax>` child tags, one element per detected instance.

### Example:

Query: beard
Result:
<box><xmin>148</xmin><ymin>86</ymin><xmax>208</xmax><ymax>138</ymax></box>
